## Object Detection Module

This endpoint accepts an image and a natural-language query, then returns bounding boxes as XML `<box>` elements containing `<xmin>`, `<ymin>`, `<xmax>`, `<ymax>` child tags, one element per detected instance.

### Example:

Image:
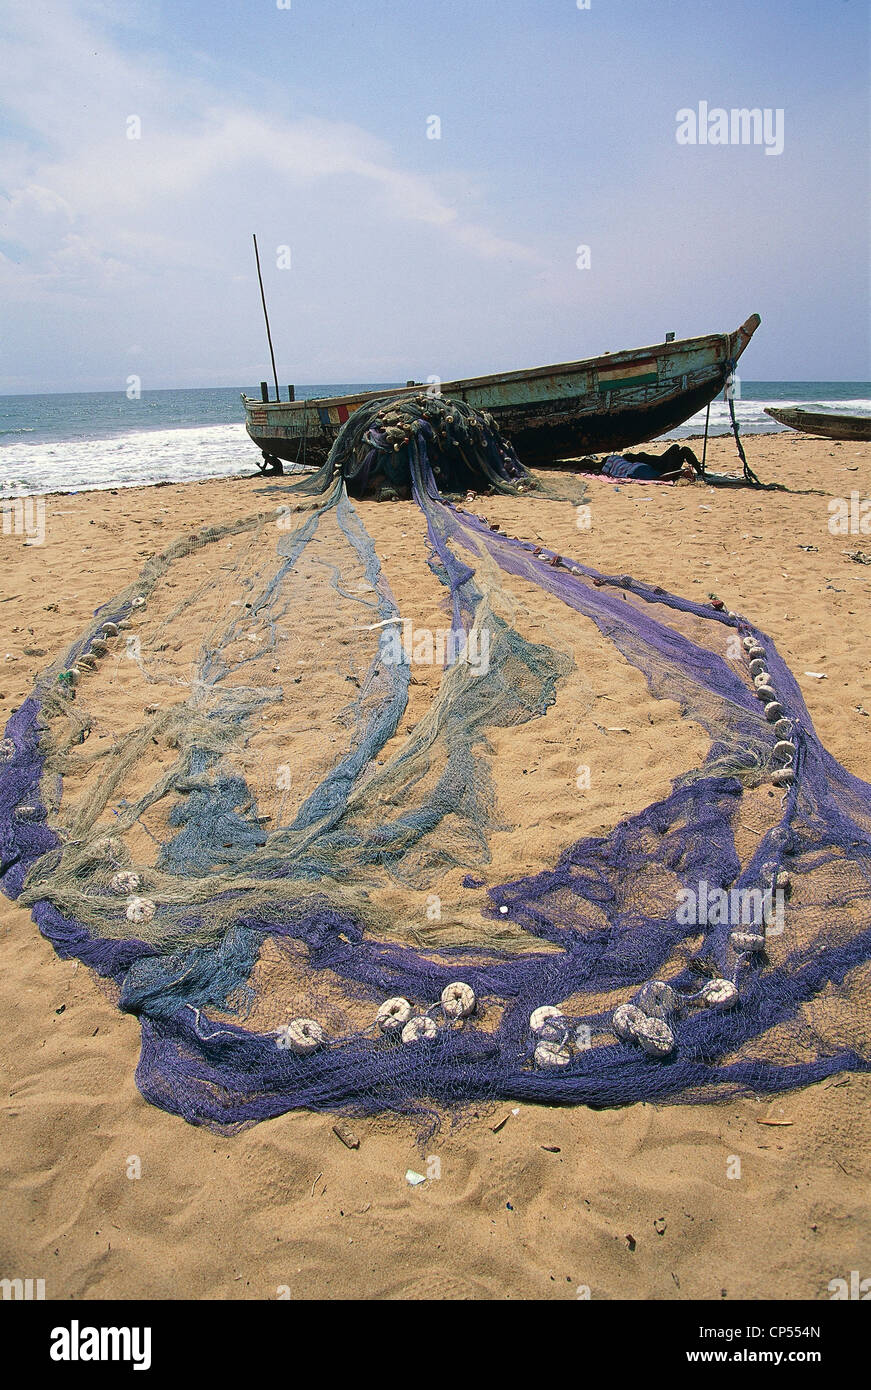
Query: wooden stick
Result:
<box><xmin>702</xmin><ymin>399</ymin><xmax>711</xmax><ymax>473</ymax></box>
<box><xmin>252</xmin><ymin>234</ymin><xmax>279</xmax><ymax>403</ymax></box>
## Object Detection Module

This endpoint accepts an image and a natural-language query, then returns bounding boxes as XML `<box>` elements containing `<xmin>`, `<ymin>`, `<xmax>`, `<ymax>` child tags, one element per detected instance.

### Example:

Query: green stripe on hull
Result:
<box><xmin>596</xmin><ymin>371</ymin><xmax>658</xmax><ymax>393</ymax></box>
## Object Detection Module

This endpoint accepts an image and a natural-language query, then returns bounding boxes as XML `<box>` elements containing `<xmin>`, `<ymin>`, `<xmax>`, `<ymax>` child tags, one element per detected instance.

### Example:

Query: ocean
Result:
<box><xmin>0</xmin><ymin>381</ymin><xmax>868</xmax><ymax>499</ymax></box>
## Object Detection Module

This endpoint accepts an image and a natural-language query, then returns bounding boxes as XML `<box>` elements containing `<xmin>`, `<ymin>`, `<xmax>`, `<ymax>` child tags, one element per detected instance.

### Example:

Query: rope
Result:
<box><xmin>725</xmin><ymin>360</ymin><xmax>762</xmax><ymax>487</ymax></box>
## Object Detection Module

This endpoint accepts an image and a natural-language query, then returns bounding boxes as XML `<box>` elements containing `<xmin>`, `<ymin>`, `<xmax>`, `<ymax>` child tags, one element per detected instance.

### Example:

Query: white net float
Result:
<box><xmin>755</xmin><ymin>684</ymin><xmax>777</xmax><ymax>703</ymax></box>
<box><xmin>92</xmin><ymin>836</ymin><xmax>123</xmax><ymax>859</ymax></box>
<box><xmin>279</xmin><ymin>1018</ymin><xmax>324</xmax><ymax>1054</ymax></box>
<box><xmin>110</xmin><ymin>871</ymin><xmax>141</xmax><ymax>895</ymax></box>
<box><xmin>771</xmin><ymin>768</ymin><xmax>794</xmax><ymax>787</ymax></box>
<box><xmin>632</xmin><ymin>1015</ymin><xmax>675</xmax><ymax>1057</ymax></box>
<box><xmin>534</xmin><ymin>1038</ymin><xmax>571</xmax><ymax>1068</ymax></box>
<box><xmin>441</xmin><ymin>982</ymin><xmax>475</xmax><ymax>1019</ymax></box>
<box><xmin>613</xmin><ymin>1002</ymin><xmax>647</xmax><ymax>1041</ymax></box>
<box><xmin>376</xmin><ymin>996</ymin><xmax>413</xmax><ymax>1033</ymax></box>
<box><xmin>401</xmin><ymin>1016</ymin><xmax>438</xmax><ymax>1045</ymax></box>
<box><xmin>635</xmin><ymin>980</ymin><xmax>677</xmax><ymax>1019</ymax></box>
<box><xmin>700</xmin><ymin>978</ymin><xmax>739</xmax><ymax>1011</ymax></box>
<box><xmin>764</xmin><ymin>701</ymin><xmax>785</xmax><ymax>723</ymax></box>
<box><xmin>731</xmin><ymin>929</ymin><xmax>765</xmax><ymax>952</ymax></box>
<box><xmin>773</xmin><ymin>740</ymin><xmax>795</xmax><ymax>761</ymax></box>
<box><xmin>125</xmin><ymin>896</ymin><xmax>156</xmax><ymax>924</ymax></box>
<box><xmin>529</xmin><ymin>1004</ymin><xmax>565</xmax><ymax>1038</ymax></box>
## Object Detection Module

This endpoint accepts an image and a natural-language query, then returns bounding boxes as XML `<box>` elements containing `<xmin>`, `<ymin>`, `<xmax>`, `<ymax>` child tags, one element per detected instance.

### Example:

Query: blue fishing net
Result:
<box><xmin>1</xmin><ymin>395</ymin><xmax>869</xmax><ymax>1131</ymax></box>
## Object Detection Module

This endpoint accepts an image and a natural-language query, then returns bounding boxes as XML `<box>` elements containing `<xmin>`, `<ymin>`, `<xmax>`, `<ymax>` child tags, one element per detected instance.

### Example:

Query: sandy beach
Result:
<box><xmin>1</xmin><ymin>430</ymin><xmax>869</xmax><ymax>1302</ymax></box>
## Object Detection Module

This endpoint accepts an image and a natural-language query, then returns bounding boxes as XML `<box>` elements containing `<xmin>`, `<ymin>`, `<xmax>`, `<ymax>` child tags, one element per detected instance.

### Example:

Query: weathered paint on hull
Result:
<box><xmin>243</xmin><ymin>315</ymin><xmax>760</xmax><ymax>468</ymax></box>
<box><xmin>470</xmin><ymin>372</ymin><xmax>729</xmax><ymax>463</ymax></box>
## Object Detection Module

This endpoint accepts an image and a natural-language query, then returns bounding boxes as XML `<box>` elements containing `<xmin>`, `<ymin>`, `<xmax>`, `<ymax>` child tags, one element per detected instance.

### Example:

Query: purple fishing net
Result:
<box><xmin>1</xmin><ymin>421</ymin><xmax>869</xmax><ymax>1132</ymax></box>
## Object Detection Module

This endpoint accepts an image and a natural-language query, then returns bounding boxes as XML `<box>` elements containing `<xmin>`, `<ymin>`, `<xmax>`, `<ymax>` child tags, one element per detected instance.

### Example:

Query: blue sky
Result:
<box><xmin>1</xmin><ymin>0</ymin><xmax>868</xmax><ymax>393</ymax></box>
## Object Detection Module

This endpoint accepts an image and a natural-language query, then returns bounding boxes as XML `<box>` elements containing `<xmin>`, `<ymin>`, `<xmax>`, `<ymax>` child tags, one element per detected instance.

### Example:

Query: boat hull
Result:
<box><xmin>764</xmin><ymin>407</ymin><xmax>871</xmax><ymax>442</ymax></box>
<box><xmin>243</xmin><ymin>314</ymin><xmax>761</xmax><ymax>468</ymax></box>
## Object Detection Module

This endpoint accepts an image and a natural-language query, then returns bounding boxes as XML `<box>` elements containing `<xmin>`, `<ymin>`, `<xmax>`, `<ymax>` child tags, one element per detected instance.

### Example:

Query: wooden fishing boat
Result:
<box><xmin>242</xmin><ymin>313</ymin><xmax>761</xmax><ymax>471</ymax></box>
<box><xmin>763</xmin><ymin>406</ymin><xmax>871</xmax><ymax>442</ymax></box>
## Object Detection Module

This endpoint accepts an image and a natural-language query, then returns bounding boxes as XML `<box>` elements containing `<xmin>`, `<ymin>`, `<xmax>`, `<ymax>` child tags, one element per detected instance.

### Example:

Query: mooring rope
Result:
<box><xmin>725</xmin><ymin>359</ymin><xmax>762</xmax><ymax>486</ymax></box>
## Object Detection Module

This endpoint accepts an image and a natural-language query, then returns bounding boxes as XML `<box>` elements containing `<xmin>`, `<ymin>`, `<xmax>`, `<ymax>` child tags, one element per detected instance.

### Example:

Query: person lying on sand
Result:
<box><xmin>581</xmin><ymin>444</ymin><xmax>701</xmax><ymax>482</ymax></box>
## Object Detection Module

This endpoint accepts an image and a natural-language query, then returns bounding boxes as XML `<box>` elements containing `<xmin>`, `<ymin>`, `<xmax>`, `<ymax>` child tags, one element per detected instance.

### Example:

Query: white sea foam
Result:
<box><xmin>0</xmin><ymin>401</ymin><xmax>868</xmax><ymax>499</ymax></box>
<box><xmin>0</xmin><ymin>423</ymin><xmax>256</xmax><ymax>499</ymax></box>
<box><xmin>660</xmin><ymin>397</ymin><xmax>871</xmax><ymax>440</ymax></box>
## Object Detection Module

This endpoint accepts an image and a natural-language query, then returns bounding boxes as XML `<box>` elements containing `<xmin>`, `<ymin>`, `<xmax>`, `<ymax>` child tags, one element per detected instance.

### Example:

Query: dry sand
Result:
<box><xmin>1</xmin><ymin>430</ymin><xmax>869</xmax><ymax>1300</ymax></box>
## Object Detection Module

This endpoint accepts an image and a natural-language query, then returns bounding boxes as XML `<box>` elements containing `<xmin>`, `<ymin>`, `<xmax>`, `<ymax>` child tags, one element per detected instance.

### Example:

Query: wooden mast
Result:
<box><xmin>252</xmin><ymin>233</ymin><xmax>279</xmax><ymax>403</ymax></box>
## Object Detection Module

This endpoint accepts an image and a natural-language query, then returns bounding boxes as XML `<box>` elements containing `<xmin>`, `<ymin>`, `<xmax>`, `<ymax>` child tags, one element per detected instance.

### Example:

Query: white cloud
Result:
<box><xmin>0</xmin><ymin>0</ymin><xmax>540</xmax><ymax>309</ymax></box>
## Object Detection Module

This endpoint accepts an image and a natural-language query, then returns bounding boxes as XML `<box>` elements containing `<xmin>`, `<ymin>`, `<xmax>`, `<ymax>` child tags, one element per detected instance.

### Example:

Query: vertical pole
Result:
<box><xmin>253</xmin><ymin>233</ymin><xmax>279</xmax><ymax>403</ymax></box>
<box><xmin>702</xmin><ymin>400</ymin><xmax>711</xmax><ymax>473</ymax></box>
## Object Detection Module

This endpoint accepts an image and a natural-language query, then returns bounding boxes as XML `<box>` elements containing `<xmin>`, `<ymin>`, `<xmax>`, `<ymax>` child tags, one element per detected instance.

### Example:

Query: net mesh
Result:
<box><xmin>1</xmin><ymin>395</ymin><xmax>869</xmax><ymax>1131</ymax></box>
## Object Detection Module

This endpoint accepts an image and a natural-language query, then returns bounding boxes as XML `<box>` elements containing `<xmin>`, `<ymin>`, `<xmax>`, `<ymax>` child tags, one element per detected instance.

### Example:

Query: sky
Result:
<box><xmin>0</xmin><ymin>0</ymin><xmax>869</xmax><ymax>394</ymax></box>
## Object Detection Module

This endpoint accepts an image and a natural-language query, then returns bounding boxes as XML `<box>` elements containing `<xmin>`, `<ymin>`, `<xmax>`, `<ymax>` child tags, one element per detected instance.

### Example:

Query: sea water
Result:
<box><xmin>0</xmin><ymin>382</ymin><xmax>868</xmax><ymax>499</ymax></box>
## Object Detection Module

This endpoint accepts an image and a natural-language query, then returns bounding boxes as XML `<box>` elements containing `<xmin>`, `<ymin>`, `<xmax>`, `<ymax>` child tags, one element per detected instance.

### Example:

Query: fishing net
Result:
<box><xmin>288</xmin><ymin>390</ymin><xmax>537</xmax><ymax>499</ymax></box>
<box><xmin>1</xmin><ymin>394</ymin><xmax>870</xmax><ymax>1131</ymax></box>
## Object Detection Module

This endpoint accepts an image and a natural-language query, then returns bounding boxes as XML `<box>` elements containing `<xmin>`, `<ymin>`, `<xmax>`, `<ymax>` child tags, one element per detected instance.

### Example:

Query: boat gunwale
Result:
<box><xmin>242</xmin><ymin>316</ymin><xmax>759</xmax><ymax>415</ymax></box>
<box><xmin>764</xmin><ymin>406</ymin><xmax>870</xmax><ymax>424</ymax></box>
<box><xmin>244</xmin><ymin>365</ymin><xmax>730</xmax><ymax>442</ymax></box>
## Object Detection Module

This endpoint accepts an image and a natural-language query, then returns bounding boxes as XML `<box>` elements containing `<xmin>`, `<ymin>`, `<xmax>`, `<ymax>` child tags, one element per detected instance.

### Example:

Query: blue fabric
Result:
<box><xmin>602</xmin><ymin>454</ymin><xmax>663</xmax><ymax>480</ymax></box>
